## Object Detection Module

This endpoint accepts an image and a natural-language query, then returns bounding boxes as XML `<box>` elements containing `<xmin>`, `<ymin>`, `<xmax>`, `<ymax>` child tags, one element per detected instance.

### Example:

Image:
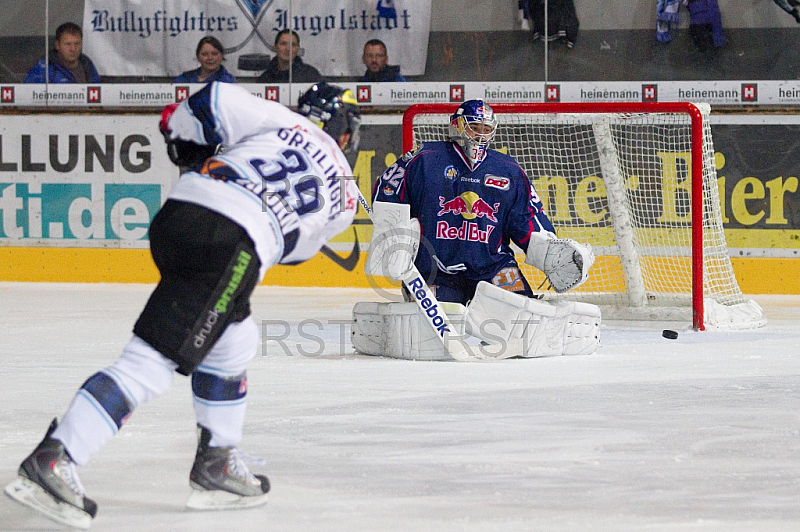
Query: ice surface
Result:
<box><xmin>1</xmin><ymin>282</ymin><xmax>799</xmax><ymax>531</ymax></box>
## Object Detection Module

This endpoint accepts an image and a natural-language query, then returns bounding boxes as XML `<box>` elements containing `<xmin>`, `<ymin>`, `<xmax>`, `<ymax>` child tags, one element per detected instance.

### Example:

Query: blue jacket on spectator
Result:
<box><xmin>174</xmin><ymin>65</ymin><xmax>236</xmax><ymax>84</ymax></box>
<box><xmin>24</xmin><ymin>51</ymin><xmax>101</xmax><ymax>83</ymax></box>
<box><xmin>360</xmin><ymin>65</ymin><xmax>407</xmax><ymax>83</ymax></box>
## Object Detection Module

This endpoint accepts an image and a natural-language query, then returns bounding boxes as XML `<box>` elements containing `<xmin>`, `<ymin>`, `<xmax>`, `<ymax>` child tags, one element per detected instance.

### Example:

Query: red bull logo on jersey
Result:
<box><xmin>436</xmin><ymin>220</ymin><xmax>495</xmax><ymax>243</ymax></box>
<box><xmin>437</xmin><ymin>191</ymin><xmax>499</xmax><ymax>222</ymax></box>
<box><xmin>436</xmin><ymin>192</ymin><xmax>498</xmax><ymax>243</ymax></box>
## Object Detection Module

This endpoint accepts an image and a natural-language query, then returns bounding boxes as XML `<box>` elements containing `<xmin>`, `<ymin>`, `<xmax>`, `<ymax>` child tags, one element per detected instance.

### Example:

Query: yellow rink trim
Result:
<box><xmin>0</xmin><ymin>247</ymin><xmax>798</xmax><ymax>294</ymax></box>
<box><xmin>0</xmin><ymin>247</ymin><xmax>399</xmax><ymax>289</ymax></box>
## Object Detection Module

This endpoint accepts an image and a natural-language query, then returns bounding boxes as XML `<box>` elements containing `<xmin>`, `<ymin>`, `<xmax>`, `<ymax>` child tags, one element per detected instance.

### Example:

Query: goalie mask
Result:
<box><xmin>298</xmin><ymin>82</ymin><xmax>362</xmax><ymax>153</ymax></box>
<box><xmin>449</xmin><ymin>99</ymin><xmax>497</xmax><ymax>168</ymax></box>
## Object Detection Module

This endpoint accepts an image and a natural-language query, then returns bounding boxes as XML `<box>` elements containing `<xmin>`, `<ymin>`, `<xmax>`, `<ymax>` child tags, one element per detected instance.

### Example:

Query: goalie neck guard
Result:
<box><xmin>449</xmin><ymin>99</ymin><xmax>497</xmax><ymax>168</ymax></box>
<box><xmin>297</xmin><ymin>82</ymin><xmax>362</xmax><ymax>153</ymax></box>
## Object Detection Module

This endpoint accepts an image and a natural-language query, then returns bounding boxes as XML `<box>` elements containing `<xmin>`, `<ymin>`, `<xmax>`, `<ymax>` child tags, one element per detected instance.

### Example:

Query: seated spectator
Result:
<box><xmin>174</xmin><ymin>36</ymin><xmax>236</xmax><ymax>84</ymax></box>
<box><xmin>360</xmin><ymin>39</ymin><xmax>407</xmax><ymax>82</ymax></box>
<box><xmin>24</xmin><ymin>22</ymin><xmax>100</xmax><ymax>84</ymax></box>
<box><xmin>257</xmin><ymin>30</ymin><xmax>322</xmax><ymax>84</ymax></box>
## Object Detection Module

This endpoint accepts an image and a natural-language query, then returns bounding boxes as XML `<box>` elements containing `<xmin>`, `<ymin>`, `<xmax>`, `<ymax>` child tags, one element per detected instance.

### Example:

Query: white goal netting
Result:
<box><xmin>405</xmin><ymin>102</ymin><xmax>765</xmax><ymax>330</ymax></box>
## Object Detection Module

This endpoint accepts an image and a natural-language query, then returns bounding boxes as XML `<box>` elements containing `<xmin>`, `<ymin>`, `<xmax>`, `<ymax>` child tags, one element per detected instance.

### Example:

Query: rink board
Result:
<box><xmin>0</xmin><ymin>246</ymin><xmax>797</xmax><ymax>294</ymax></box>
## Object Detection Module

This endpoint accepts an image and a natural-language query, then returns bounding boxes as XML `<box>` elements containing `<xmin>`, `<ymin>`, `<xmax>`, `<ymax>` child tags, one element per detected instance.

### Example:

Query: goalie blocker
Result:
<box><xmin>352</xmin><ymin>281</ymin><xmax>601</xmax><ymax>361</ymax></box>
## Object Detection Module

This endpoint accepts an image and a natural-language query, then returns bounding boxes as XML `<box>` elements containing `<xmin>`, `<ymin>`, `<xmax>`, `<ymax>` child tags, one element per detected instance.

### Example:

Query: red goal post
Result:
<box><xmin>401</xmin><ymin>101</ymin><xmax>766</xmax><ymax>331</ymax></box>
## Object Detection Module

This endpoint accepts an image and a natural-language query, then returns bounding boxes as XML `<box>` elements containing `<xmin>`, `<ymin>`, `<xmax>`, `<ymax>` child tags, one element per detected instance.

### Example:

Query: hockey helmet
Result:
<box><xmin>449</xmin><ymin>99</ymin><xmax>497</xmax><ymax>167</ymax></box>
<box><xmin>298</xmin><ymin>82</ymin><xmax>361</xmax><ymax>153</ymax></box>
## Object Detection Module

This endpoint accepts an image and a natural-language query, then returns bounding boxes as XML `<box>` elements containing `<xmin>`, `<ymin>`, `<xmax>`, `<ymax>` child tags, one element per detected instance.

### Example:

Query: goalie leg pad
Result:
<box><xmin>351</xmin><ymin>302</ymin><xmax>466</xmax><ymax>361</ymax></box>
<box><xmin>465</xmin><ymin>281</ymin><xmax>601</xmax><ymax>357</ymax></box>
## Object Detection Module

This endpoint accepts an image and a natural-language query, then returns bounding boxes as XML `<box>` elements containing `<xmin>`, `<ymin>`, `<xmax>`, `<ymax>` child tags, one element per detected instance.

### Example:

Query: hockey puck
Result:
<box><xmin>662</xmin><ymin>329</ymin><xmax>679</xmax><ymax>340</ymax></box>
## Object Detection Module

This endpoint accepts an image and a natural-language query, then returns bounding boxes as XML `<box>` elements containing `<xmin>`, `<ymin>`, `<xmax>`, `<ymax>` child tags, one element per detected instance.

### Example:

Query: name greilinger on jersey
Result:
<box><xmin>278</xmin><ymin>127</ymin><xmax>337</xmax><ymax>178</ymax></box>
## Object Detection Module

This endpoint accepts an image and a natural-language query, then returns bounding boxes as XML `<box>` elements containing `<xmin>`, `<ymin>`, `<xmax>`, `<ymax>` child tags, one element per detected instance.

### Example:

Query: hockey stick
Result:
<box><xmin>356</xmin><ymin>192</ymin><xmax>520</xmax><ymax>361</ymax></box>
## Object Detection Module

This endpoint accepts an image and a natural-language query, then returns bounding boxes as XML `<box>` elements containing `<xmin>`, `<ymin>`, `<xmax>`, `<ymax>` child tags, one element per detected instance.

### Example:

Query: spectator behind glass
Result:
<box><xmin>256</xmin><ymin>29</ymin><xmax>323</xmax><ymax>83</ymax></box>
<box><xmin>24</xmin><ymin>22</ymin><xmax>101</xmax><ymax>84</ymax></box>
<box><xmin>174</xmin><ymin>36</ymin><xmax>236</xmax><ymax>84</ymax></box>
<box><xmin>360</xmin><ymin>39</ymin><xmax>407</xmax><ymax>82</ymax></box>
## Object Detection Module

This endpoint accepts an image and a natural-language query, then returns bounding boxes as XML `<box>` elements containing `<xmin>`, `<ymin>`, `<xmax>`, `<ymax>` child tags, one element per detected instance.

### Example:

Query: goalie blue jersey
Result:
<box><xmin>372</xmin><ymin>141</ymin><xmax>555</xmax><ymax>282</ymax></box>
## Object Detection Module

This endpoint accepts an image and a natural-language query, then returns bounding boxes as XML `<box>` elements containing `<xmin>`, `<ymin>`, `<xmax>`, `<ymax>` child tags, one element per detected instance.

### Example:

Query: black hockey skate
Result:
<box><xmin>186</xmin><ymin>424</ymin><xmax>270</xmax><ymax>510</ymax></box>
<box><xmin>4</xmin><ymin>418</ymin><xmax>97</xmax><ymax>529</ymax></box>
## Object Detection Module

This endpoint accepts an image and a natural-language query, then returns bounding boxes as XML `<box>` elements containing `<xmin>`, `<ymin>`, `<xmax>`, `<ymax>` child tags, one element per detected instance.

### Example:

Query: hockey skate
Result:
<box><xmin>186</xmin><ymin>425</ymin><xmax>270</xmax><ymax>510</ymax></box>
<box><xmin>4</xmin><ymin>418</ymin><xmax>97</xmax><ymax>530</ymax></box>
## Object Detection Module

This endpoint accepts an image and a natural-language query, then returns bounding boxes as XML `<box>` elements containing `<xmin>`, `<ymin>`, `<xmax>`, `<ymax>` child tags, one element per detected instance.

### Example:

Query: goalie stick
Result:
<box><xmin>356</xmin><ymin>192</ymin><xmax>521</xmax><ymax>361</ymax></box>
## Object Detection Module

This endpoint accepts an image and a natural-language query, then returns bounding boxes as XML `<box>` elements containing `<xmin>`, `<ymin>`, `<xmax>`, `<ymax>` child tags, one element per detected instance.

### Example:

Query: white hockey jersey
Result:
<box><xmin>164</xmin><ymin>82</ymin><xmax>359</xmax><ymax>279</ymax></box>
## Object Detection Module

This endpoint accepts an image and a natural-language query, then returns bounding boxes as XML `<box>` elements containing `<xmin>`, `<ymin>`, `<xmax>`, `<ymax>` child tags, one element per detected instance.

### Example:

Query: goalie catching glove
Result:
<box><xmin>525</xmin><ymin>232</ymin><xmax>595</xmax><ymax>293</ymax></box>
<box><xmin>365</xmin><ymin>201</ymin><xmax>421</xmax><ymax>281</ymax></box>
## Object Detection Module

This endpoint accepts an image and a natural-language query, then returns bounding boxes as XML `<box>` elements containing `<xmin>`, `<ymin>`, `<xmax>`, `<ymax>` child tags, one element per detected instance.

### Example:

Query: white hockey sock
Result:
<box><xmin>192</xmin><ymin>368</ymin><xmax>248</xmax><ymax>448</ymax></box>
<box><xmin>53</xmin><ymin>335</ymin><xmax>176</xmax><ymax>465</ymax></box>
<box><xmin>191</xmin><ymin>318</ymin><xmax>258</xmax><ymax>448</ymax></box>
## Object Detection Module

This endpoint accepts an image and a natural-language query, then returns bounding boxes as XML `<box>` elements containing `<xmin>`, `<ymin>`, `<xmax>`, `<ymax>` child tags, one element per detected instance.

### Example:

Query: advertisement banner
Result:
<box><xmin>0</xmin><ymin>116</ymin><xmax>177</xmax><ymax>248</ymax></box>
<box><xmin>1</xmin><ymin>114</ymin><xmax>798</xmax><ymax>257</ymax></box>
<box><xmin>82</xmin><ymin>0</ymin><xmax>432</xmax><ymax>78</ymax></box>
<box><xmin>5</xmin><ymin>81</ymin><xmax>800</xmax><ymax>107</ymax></box>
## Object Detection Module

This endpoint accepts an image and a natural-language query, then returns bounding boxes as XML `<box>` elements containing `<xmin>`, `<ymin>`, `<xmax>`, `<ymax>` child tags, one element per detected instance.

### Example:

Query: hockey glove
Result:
<box><xmin>525</xmin><ymin>232</ymin><xmax>595</xmax><ymax>293</ymax></box>
<box><xmin>159</xmin><ymin>103</ymin><xmax>179</xmax><ymax>134</ymax></box>
<box><xmin>159</xmin><ymin>103</ymin><xmax>219</xmax><ymax>168</ymax></box>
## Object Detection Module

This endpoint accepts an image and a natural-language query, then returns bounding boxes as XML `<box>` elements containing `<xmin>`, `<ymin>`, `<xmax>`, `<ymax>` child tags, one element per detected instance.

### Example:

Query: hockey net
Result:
<box><xmin>402</xmin><ymin>102</ymin><xmax>765</xmax><ymax>330</ymax></box>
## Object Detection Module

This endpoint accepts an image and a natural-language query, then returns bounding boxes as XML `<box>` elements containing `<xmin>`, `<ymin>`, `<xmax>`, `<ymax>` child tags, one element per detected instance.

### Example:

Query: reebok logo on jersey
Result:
<box><xmin>406</xmin><ymin>277</ymin><xmax>451</xmax><ymax>336</ymax></box>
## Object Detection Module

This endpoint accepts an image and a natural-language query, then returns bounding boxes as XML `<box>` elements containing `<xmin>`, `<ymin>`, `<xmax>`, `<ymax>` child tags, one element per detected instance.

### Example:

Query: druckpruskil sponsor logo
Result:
<box><xmin>406</xmin><ymin>276</ymin><xmax>451</xmax><ymax>336</ymax></box>
<box><xmin>193</xmin><ymin>249</ymin><xmax>252</xmax><ymax>349</ymax></box>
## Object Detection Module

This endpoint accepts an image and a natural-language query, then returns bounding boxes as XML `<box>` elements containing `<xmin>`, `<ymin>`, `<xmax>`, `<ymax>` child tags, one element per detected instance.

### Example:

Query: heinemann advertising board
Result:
<box><xmin>0</xmin><ymin>114</ymin><xmax>798</xmax><ymax>293</ymax></box>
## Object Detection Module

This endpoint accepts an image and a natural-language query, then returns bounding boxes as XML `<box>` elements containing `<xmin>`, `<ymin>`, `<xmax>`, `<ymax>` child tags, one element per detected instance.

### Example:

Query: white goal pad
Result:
<box><xmin>351</xmin><ymin>283</ymin><xmax>601</xmax><ymax>360</ymax></box>
<box><xmin>464</xmin><ymin>282</ymin><xmax>601</xmax><ymax>357</ymax></box>
<box><xmin>352</xmin><ymin>301</ymin><xmax>468</xmax><ymax>361</ymax></box>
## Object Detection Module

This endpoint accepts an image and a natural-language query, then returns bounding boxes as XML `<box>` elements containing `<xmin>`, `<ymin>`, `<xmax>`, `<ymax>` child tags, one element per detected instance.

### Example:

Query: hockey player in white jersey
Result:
<box><xmin>4</xmin><ymin>81</ymin><xmax>361</xmax><ymax>529</ymax></box>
